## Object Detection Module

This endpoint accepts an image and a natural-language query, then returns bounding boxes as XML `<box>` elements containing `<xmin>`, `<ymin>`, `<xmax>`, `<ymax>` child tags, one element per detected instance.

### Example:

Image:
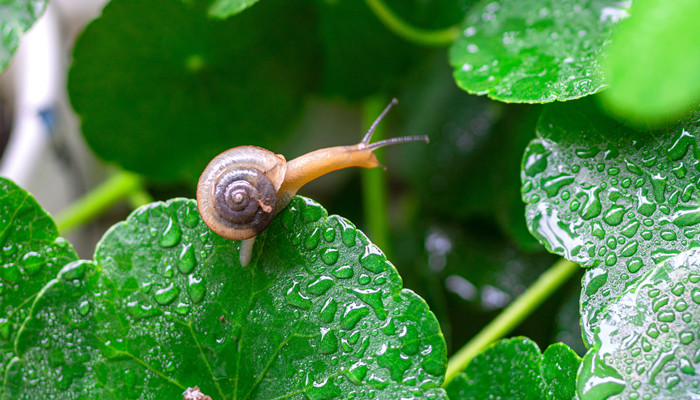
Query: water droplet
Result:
<box><xmin>360</xmin><ymin>245</ymin><xmax>387</xmax><ymax>273</ymax></box>
<box><xmin>341</xmin><ymin>303</ymin><xmax>370</xmax><ymax>329</ymax></box>
<box><xmin>187</xmin><ymin>274</ymin><xmax>205</xmax><ymax>304</ymax></box>
<box><xmin>621</xmin><ymin>219</ymin><xmax>640</xmax><ymax>238</ymax></box>
<box><xmin>625</xmin><ymin>159</ymin><xmax>643</xmax><ymax>175</ymax></box>
<box><xmin>575</xmin><ymin>147</ymin><xmax>600</xmax><ymax>159</ymax></box>
<box><xmin>175</xmin><ymin>302</ymin><xmax>190</xmax><ymax>315</ymax></box>
<box><xmin>307</xmin><ymin>275</ymin><xmax>334</xmax><ymax>296</ymax></box>
<box><xmin>286</xmin><ymin>281</ymin><xmax>312</xmax><ymax>310</ymax></box>
<box><xmin>323</xmin><ymin>227</ymin><xmax>336</xmax><ymax>242</ymax></box>
<box><xmin>178</xmin><ymin>244</ymin><xmax>196</xmax><ymax>274</ymax></box>
<box><xmin>159</xmin><ymin>217</ymin><xmax>182</xmax><ymax>248</ymax></box>
<box><xmin>524</xmin><ymin>142</ymin><xmax>549</xmax><ymax>177</ymax></box>
<box><xmin>646</xmin><ymin>323</ymin><xmax>659</xmax><ymax>338</ymax></box>
<box><xmin>671</xmin><ymin>282</ymin><xmax>685</xmax><ymax>296</ymax></box>
<box><xmin>20</xmin><ymin>252</ymin><xmax>43</xmax><ymax>275</ymax></box>
<box><xmin>358</xmin><ymin>274</ymin><xmax>371</xmax><ymax>285</ymax></box>
<box><xmin>650</xmin><ymin>174</ymin><xmax>667</xmax><ymax>203</ymax></box>
<box><xmin>305</xmin><ymin>228</ymin><xmax>321</xmax><ymax>250</ymax></box>
<box><xmin>337</xmin><ymin>218</ymin><xmax>357</xmax><ymax>247</ymax></box>
<box><xmin>691</xmin><ymin>288</ymin><xmax>700</xmax><ymax>304</ymax></box>
<box><xmin>605</xmin><ymin>253</ymin><xmax>617</xmax><ymax>266</ymax></box>
<box><xmin>657</xmin><ymin>310</ymin><xmax>675</xmax><ymax>322</ymax></box>
<box><xmin>580</xmin><ymin>187</ymin><xmax>603</xmax><ymax>220</ymax></box>
<box><xmin>353</xmin><ymin>288</ymin><xmax>387</xmax><ymax>320</ymax></box>
<box><xmin>301</xmin><ymin>197</ymin><xmax>325</xmax><ymax>222</ymax></box>
<box><xmin>78</xmin><ymin>300</ymin><xmax>91</xmax><ymax>316</ymax></box>
<box><xmin>680</xmin><ymin>331</ymin><xmax>694</xmax><ymax>345</ymax></box>
<box><xmin>620</xmin><ymin>241</ymin><xmax>639</xmax><ymax>257</ymax></box>
<box><xmin>319</xmin><ymin>298</ymin><xmax>338</xmax><ymax>323</ymax></box>
<box><xmin>541</xmin><ymin>173</ymin><xmax>575</xmax><ymax>197</ymax></box>
<box><xmin>672</xmin><ymin>205</ymin><xmax>700</xmax><ymax>228</ymax></box>
<box><xmin>183</xmin><ymin>205</ymin><xmax>200</xmax><ymax>228</ymax></box>
<box><xmin>321</xmin><ymin>248</ymin><xmax>339</xmax><ymax>265</ymax></box>
<box><xmin>591</xmin><ymin>221</ymin><xmax>605</xmax><ymax>239</ymax></box>
<box><xmin>667</xmin><ymin>129</ymin><xmax>693</xmax><ymax>160</ymax></box>
<box><xmin>332</xmin><ymin>265</ymin><xmax>353</xmax><ymax>279</ymax></box>
<box><xmin>602</xmin><ymin>205</ymin><xmax>625</xmax><ymax>226</ymax></box>
<box><xmin>154</xmin><ymin>283</ymin><xmax>179</xmax><ymax>305</ymax></box>
<box><xmin>319</xmin><ymin>328</ymin><xmax>338</xmax><ymax>354</ymax></box>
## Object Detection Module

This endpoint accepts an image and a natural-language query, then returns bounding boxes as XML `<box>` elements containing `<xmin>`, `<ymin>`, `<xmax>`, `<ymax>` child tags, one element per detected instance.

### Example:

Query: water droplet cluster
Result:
<box><xmin>578</xmin><ymin>249</ymin><xmax>700</xmax><ymax>399</ymax></box>
<box><xmin>450</xmin><ymin>0</ymin><xmax>625</xmax><ymax>103</ymax></box>
<box><xmin>5</xmin><ymin>196</ymin><xmax>447</xmax><ymax>399</ymax></box>
<box><xmin>522</xmin><ymin>103</ymin><xmax>700</xmax><ymax>344</ymax></box>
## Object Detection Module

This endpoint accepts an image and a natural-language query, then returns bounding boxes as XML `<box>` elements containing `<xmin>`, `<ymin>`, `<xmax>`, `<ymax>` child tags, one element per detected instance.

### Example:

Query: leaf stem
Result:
<box><xmin>55</xmin><ymin>170</ymin><xmax>147</xmax><ymax>234</ymax></box>
<box><xmin>443</xmin><ymin>258</ymin><xmax>580</xmax><ymax>386</ymax></box>
<box><xmin>365</xmin><ymin>0</ymin><xmax>459</xmax><ymax>47</ymax></box>
<box><xmin>361</xmin><ymin>97</ymin><xmax>391</xmax><ymax>256</ymax></box>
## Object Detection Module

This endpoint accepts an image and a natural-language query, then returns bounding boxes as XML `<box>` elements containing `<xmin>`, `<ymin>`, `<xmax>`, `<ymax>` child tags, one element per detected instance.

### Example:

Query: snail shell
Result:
<box><xmin>197</xmin><ymin>146</ymin><xmax>286</xmax><ymax>240</ymax></box>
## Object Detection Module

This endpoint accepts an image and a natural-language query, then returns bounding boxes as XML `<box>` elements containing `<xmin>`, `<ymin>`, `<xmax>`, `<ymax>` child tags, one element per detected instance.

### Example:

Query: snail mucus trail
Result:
<box><xmin>197</xmin><ymin>98</ymin><xmax>428</xmax><ymax>266</ymax></box>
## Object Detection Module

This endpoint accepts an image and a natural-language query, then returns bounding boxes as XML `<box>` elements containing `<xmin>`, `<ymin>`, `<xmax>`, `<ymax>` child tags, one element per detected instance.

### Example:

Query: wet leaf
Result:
<box><xmin>68</xmin><ymin>0</ymin><xmax>319</xmax><ymax>183</ymax></box>
<box><xmin>578</xmin><ymin>249</ymin><xmax>700</xmax><ymax>400</ymax></box>
<box><xmin>208</xmin><ymin>0</ymin><xmax>261</xmax><ymax>18</ymax></box>
<box><xmin>521</xmin><ymin>99</ymin><xmax>700</xmax><ymax>345</ymax></box>
<box><xmin>603</xmin><ymin>0</ymin><xmax>700</xmax><ymax>125</ymax></box>
<box><xmin>445</xmin><ymin>337</ymin><xmax>580</xmax><ymax>400</ymax></box>
<box><xmin>5</xmin><ymin>197</ymin><xmax>447</xmax><ymax>399</ymax></box>
<box><xmin>0</xmin><ymin>1</ymin><xmax>47</xmax><ymax>71</ymax></box>
<box><xmin>449</xmin><ymin>0</ymin><xmax>628</xmax><ymax>103</ymax></box>
<box><xmin>0</xmin><ymin>178</ymin><xmax>78</xmax><ymax>386</ymax></box>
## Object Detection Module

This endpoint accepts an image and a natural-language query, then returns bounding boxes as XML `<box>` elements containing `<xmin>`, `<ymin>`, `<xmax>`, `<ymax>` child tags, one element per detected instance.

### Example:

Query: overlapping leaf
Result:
<box><xmin>0</xmin><ymin>178</ymin><xmax>78</xmax><ymax>386</ymax></box>
<box><xmin>445</xmin><ymin>337</ymin><xmax>580</xmax><ymax>400</ymax></box>
<box><xmin>603</xmin><ymin>0</ymin><xmax>700</xmax><ymax>125</ymax></box>
<box><xmin>521</xmin><ymin>99</ymin><xmax>700</xmax><ymax>345</ymax></box>
<box><xmin>578</xmin><ymin>248</ymin><xmax>700</xmax><ymax>399</ymax></box>
<box><xmin>68</xmin><ymin>0</ymin><xmax>319</xmax><ymax>183</ymax></box>
<box><xmin>2</xmin><ymin>193</ymin><xmax>448</xmax><ymax>398</ymax></box>
<box><xmin>449</xmin><ymin>0</ymin><xmax>629</xmax><ymax>103</ymax></box>
<box><xmin>208</xmin><ymin>0</ymin><xmax>260</xmax><ymax>18</ymax></box>
<box><xmin>0</xmin><ymin>1</ymin><xmax>47</xmax><ymax>71</ymax></box>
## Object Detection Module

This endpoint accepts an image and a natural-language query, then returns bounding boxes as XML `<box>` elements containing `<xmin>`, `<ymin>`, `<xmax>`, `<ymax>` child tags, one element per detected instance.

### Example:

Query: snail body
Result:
<box><xmin>196</xmin><ymin>99</ymin><xmax>427</xmax><ymax>266</ymax></box>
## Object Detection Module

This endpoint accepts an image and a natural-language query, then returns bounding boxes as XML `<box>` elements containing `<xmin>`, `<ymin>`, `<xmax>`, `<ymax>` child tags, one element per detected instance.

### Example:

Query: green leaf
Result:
<box><xmin>0</xmin><ymin>1</ymin><xmax>47</xmax><ymax>71</ymax></box>
<box><xmin>5</xmin><ymin>197</ymin><xmax>448</xmax><ymax>399</ymax></box>
<box><xmin>602</xmin><ymin>0</ymin><xmax>700</xmax><ymax>125</ymax></box>
<box><xmin>68</xmin><ymin>0</ymin><xmax>319</xmax><ymax>183</ymax></box>
<box><xmin>317</xmin><ymin>0</ymin><xmax>423</xmax><ymax>100</ymax></box>
<box><xmin>208</xmin><ymin>0</ymin><xmax>261</xmax><ymax>18</ymax></box>
<box><xmin>445</xmin><ymin>337</ymin><xmax>580</xmax><ymax>400</ymax></box>
<box><xmin>0</xmin><ymin>178</ymin><xmax>78</xmax><ymax>386</ymax></box>
<box><xmin>578</xmin><ymin>249</ymin><xmax>700</xmax><ymax>400</ymax></box>
<box><xmin>521</xmin><ymin>99</ymin><xmax>700</xmax><ymax>345</ymax></box>
<box><xmin>382</xmin><ymin>0</ymin><xmax>471</xmax><ymax>30</ymax></box>
<box><xmin>449</xmin><ymin>0</ymin><xmax>628</xmax><ymax>103</ymax></box>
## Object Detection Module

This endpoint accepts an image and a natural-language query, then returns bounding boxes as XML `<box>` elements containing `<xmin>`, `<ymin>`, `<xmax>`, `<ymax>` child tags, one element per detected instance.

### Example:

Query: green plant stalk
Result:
<box><xmin>365</xmin><ymin>0</ymin><xmax>459</xmax><ymax>47</ymax></box>
<box><xmin>55</xmin><ymin>170</ymin><xmax>145</xmax><ymax>234</ymax></box>
<box><xmin>361</xmin><ymin>97</ymin><xmax>390</xmax><ymax>256</ymax></box>
<box><xmin>443</xmin><ymin>258</ymin><xmax>580</xmax><ymax>385</ymax></box>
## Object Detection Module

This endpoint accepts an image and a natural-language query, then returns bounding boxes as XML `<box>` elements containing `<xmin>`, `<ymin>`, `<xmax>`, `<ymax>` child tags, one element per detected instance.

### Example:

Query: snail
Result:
<box><xmin>197</xmin><ymin>98</ymin><xmax>427</xmax><ymax>266</ymax></box>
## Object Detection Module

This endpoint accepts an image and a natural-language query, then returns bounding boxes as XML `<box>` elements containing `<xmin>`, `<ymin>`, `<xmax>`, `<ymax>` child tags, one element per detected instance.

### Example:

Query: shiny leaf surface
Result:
<box><xmin>68</xmin><ymin>0</ymin><xmax>319</xmax><ymax>183</ymax></box>
<box><xmin>521</xmin><ymin>99</ymin><xmax>700</xmax><ymax>345</ymax></box>
<box><xmin>4</xmin><ymin>197</ymin><xmax>447</xmax><ymax>399</ymax></box>
<box><xmin>208</xmin><ymin>0</ymin><xmax>261</xmax><ymax>18</ymax></box>
<box><xmin>449</xmin><ymin>0</ymin><xmax>628</xmax><ymax>103</ymax></box>
<box><xmin>0</xmin><ymin>0</ymin><xmax>47</xmax><ymax>71</ymax></box>
<box><xmin>603</xmin><ymin>0</ymin><xmax>700</xmax><ymax>125</ymax></box>
<box><xmin>578</xmin><ymin>249</ymin><xmax>700</xmax><ymax>400</ymax></box>
<box><xmin>0</xmin><ymin>178</ymin><xmax>78</xmax><ymax>387</ymax></box>
<box><xmin>445</xmin><ymin>337</ymin><xmax>579</xmax><ymax>400</ymax></box>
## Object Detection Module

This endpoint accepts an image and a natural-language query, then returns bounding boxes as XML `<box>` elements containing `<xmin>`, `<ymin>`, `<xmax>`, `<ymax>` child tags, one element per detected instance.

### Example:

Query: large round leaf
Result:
<box><xmin>68</xmin><ymin>0</ymin><xmax>319</xmax><ymax>183</ymax></box>
<box><xmin>5</xmin><ymin>196</ymin><xmax>447</xmax><ymax>399</ymax></box>
<box><xmin>578</xmin><ymin>248</ymin><xmax>700</xmax><ymax>400</ymax></box>
<box><xmin>449</xmin><ymin>0</ymin><xmax>629</xmax><ymax>103</ymax></box>
<box><xmin>521</xmin><ymin>99</ymin><xmax>700</xmax><ymax>345</ymax></box>
<box><xmin>0</xmin><ymin>178</ymin><xmax>78</xmax><ymax>385</ymax></box>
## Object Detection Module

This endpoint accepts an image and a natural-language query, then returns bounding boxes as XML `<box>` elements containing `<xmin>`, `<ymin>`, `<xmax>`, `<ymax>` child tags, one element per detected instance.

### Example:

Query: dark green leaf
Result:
<box><xmin>5</xmin><ymin>197</ymin><xmax>447</xmax><ymax>399</ymax></box>
<box><xmin>602</xmin><ymin>0</ymin><xmax>700</xmax><ymax>125</ymax></box>
<box><xmin>449</xmin><ymin>0</ymin><xmax>628</xmax><ymax>103</ymax></box>
<box><xmin>0</xmin><ymin>177</ymin><xmax>78</xmax><ymax>387</ymax></box>
<box><xmin>445</xmin><ymin>337</ymin><xmax>580</xmax><ymax>400</ymax></box>
<box><xmin>208</xmin><ymin>0</ymin><xmax>261</xmax><ymax>18</ymax></box>
<box><xmin>578</xmin><ymin>249</ymin><xmax>700</xmax><ymax>400</ymax></box>
<box><xmin>521</xmin><ymin>99</ymin><xmax>700</xmax><ymax>345</ymax></box>
<box><xmin>382</xmin><ymin>0</ymin><xmax>471</xmax><ymax>30</ymax></box>
<box><xmin>68</xmin><ymin>0</ymin><xmax>319</xmax><ymax>183</ymax></box>
<box><xmin>317</xmin><ymin>0</ymin><xmax>423</xmax><ymax>100</ymax></box>
<box><xmin>0</xmin><ymin>1</ymin><xmax>47</xmax><ymax>71</ymax></box>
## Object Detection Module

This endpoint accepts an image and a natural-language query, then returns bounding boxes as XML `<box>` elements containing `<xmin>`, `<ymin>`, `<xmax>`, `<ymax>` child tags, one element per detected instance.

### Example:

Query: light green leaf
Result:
<box><xmin>0</xmin><ymin>177</ymin><xmax>78</xmax><ymax>388</ymax></box>
<box><xmin>445</xmin><ymin>337</ymin><xmax>580</xmax><ymax>400</ymax></box>
<box><xmin>0</xmin><ymin>1</ymin><xmax>47</xmax><ymax>71</ymax></box>
<box><xmin>603</xmin><ymin>0</ymin><xmax>700</xmax><ymax>125</ymax></box>
<box><xmin>521</xmin><ymin>99</ymin><xmax>700</xmax><ymax>345</ymax></box>
<box><xmin>208</xmin><ymin>0</ymin><xmax>261</xmax><ymax>18</ymax></box>
<box><xmin>4</xmin><ymin>196</ymin><xmax>448</xmax><ymax>399</ymax></box>
<box><xmin>449</xmin><ymin>0</ymin><xmax>629</xmax><ymax>103</ymax></box>
<box><xmin>578</xmin><ymin>249</ymin><xmax>700</xmax><ymax>400</ymax></box>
